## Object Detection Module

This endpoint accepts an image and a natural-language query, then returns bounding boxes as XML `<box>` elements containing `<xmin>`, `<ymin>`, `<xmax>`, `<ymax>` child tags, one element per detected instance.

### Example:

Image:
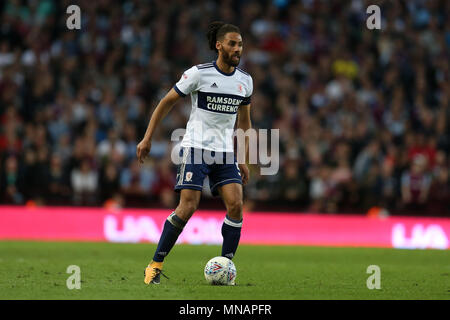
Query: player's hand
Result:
<box><xmin>136</xmin><ymin>139</ymin><xmax>151</xmax><ymax>164</ymax></box>
<box><xmin>238</xmin><ymin>164</ymin><xmax>249</xmax><ymax>185</ymax></box>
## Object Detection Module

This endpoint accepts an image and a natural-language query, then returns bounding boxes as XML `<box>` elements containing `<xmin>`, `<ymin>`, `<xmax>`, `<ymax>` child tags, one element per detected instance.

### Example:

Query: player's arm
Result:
<box><xmin>236</xmin><ymin>104</ymin><xmax>252</xmax><ymax>184</ymax></box>
<box><xmin>136</xmin><ymin>88</ymin><xmax>181</xmax><ymax>163</ymax></box>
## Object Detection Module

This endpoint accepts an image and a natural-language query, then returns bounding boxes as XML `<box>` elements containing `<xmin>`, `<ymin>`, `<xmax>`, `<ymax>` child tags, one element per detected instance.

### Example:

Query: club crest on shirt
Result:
<box><xmin>183</xmin><ymin>73</ymin><xmax>188</xmax><ymax>79</ymax></box>
<box><xmin>238</xmin><ymin>84</ymin><xmax>243</xmax><ymax>93</ymax></box>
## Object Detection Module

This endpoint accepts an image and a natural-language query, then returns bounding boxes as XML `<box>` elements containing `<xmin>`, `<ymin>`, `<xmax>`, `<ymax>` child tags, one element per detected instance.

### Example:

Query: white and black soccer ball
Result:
<box><xmin>204</xmin><ymin>256</ymin><xmax>236</xmax><ymax>286</ymax></box>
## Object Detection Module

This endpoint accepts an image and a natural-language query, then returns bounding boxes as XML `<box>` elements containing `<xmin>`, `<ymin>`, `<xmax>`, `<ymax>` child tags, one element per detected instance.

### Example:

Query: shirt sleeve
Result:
<box><xmin>240</xmin><ymin>76</ymin><xmax>253</xmax><ymax>105</ymax></box>
<box><xmin>173</xmin><ymin>66</ymin><xmax>200</xmax><ymax>97</ymax></box>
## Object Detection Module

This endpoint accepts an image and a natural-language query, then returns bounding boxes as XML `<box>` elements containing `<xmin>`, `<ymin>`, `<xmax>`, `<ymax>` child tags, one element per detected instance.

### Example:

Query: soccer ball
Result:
<box><xmin>204</xmin><ymin>256</ymin><xmax>236</xmax><ymax>286</ymax></box>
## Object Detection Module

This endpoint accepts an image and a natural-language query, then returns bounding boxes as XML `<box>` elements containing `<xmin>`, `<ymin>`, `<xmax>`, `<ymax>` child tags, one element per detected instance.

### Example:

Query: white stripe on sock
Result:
<box><xmin>224</xmin><ymin>216</ymin><xmax>243</xmax><ymax>228</ymax></box>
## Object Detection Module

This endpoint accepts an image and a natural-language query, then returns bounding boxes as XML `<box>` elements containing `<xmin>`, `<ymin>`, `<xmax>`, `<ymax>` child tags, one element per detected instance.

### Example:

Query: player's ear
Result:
<box><xmin>215</xmin><ymin>40</ymin><xmax>222</xmax><ymax>51</ymax></box>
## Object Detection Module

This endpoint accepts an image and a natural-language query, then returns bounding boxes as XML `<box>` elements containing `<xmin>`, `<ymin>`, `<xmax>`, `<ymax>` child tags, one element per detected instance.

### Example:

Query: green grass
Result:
<box><xmin>0</xmin><ymin>241</ymin><xmax>449</xmax><ymax>300</ymax></box>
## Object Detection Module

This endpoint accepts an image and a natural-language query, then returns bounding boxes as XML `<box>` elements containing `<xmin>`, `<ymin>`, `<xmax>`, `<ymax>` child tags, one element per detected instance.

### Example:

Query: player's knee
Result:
<box><xmin>178</xmin><ymin>198</ymin><xmax>199</xmax><ymax>219</ymax></box>
<box><xmin>227</xmin><ymin>199</ymin><xmax>243</xmax><ymax>219</ymax></box>
<box><xmin>186</xmin><ymin>200</ymin><xmax>199</xmax><ymax>214</ymax></box>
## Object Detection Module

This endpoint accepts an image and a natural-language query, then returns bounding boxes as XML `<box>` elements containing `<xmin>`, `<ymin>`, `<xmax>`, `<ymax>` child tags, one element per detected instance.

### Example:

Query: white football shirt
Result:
<box><xmin>173</xmin><ymin>61</ymin><xmax>253</xmax><ymax>152</ymax></box>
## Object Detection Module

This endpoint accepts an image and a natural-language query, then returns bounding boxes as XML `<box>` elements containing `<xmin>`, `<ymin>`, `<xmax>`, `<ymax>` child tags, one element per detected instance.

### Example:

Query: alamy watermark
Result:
<box><xmin>170</xmin><ymin>126</ymin><xmax>280</xmax><ymax>176</ymax></box>
<box><xmin>366</xmin><ymin>5</ymin><xmax>381</xmax><ymax>30</ymax></box>
<box><xmin>66</xmin><ymin>265</ymin><xmax>81</xmax><ymax>289</ymax></box>
<box><xmin>66</xmin><ymin>5</ymin><xmax>81</xmax><ymax>30</ymax></box>
<box><xmin>366</xmin><ymin>265</ymin><xmax>381</xmax><ymax>290</ymax></box>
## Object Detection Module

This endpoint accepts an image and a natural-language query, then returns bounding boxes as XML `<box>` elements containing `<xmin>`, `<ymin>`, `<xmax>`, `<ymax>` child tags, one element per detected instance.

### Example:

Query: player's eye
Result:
<box><xmin>229</xmin><ymin>41</ymin><xmax>242</xmax><ymax>48</ymax></box>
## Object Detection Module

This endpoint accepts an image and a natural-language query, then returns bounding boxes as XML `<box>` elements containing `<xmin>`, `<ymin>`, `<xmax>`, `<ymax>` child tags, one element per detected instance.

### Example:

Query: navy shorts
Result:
<box><xmin>174</xmin><ymin>147</ymin><xmax>242</xmax><ymax>196</ymax></box>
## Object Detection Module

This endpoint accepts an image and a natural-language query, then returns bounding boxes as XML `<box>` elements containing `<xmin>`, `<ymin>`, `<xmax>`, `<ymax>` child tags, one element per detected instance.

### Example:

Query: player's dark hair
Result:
<box><xmin>207</xmin><ymin>21</ymin><xmax>241</xmax><ymax>53</ymax></box>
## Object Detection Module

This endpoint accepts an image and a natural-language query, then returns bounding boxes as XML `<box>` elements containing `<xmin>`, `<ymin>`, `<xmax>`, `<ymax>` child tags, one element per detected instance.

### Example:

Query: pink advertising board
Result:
<box><xmin>0</xmin><ymin>206</ymin><xmax>449</xmax><ymax>249</ymax></box>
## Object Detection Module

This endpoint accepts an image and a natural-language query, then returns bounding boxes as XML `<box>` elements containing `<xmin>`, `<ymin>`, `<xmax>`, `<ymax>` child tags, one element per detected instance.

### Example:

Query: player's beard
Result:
<box><xmin>221</xmin><ymin>49</ymin><xmax>240</xmax><ymax>67</ymax></box>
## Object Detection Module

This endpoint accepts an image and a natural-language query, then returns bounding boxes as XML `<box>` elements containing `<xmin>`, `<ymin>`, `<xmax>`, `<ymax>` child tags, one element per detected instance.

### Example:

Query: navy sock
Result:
<box><xmin>153</xmin><ymin>212</ymin><xmax>187</xmax><ymax>262</ymax></box>
<box><xmin>221</xmin><ymin>215</ymin><xmax>243</xmax><ymax>259</ymax></box>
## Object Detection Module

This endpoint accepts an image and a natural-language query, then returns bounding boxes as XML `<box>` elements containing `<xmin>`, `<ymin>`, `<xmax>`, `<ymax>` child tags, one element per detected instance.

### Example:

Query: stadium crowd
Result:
<box><xmin>0</xmin><ymin>0</ymin><xmax>449</xmax><ymax>216</ymax></box>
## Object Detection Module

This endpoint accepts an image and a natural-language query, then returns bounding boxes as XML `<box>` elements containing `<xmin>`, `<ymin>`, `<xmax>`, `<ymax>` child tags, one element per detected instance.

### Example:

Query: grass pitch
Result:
<box><xmin>0</xmin><ymin>241</ymin><xmax>448</xmax><ymax>300</ymax></box>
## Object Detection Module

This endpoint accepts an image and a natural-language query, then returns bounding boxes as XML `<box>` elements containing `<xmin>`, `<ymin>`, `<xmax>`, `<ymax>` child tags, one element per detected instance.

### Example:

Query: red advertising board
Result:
<box><xmin>0</xmin><ymin>206</ymin><xmax>449</xmax><ymax>249</ymax></box>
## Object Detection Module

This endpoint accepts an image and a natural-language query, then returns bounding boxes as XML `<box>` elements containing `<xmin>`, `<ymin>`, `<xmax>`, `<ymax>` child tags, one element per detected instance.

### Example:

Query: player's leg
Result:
<box><xmin>153</xmin><ymin>189</ymin><xmax>201</xmax><ymax>262</ymax></box>
<box><xmin>209</xmin><ymin>155</ymin><xmax>244</xmax><ymax>260</ymax></box>
<box><xmin>145</xmin><ymin>147</ymin><xmax>206</xmax><ymax>284</ymax></box>
<box><xmin>153</xmin><ymin>147</ymin><xmax>206</xmax><ymax>262</ymax></box>
<box><xmin>217</xmin><ymin>182</ymin><xmax>244</xmax><ymax>260</ymax></box>
<box><xmin>145</xmin><ymin>189</ymin><xmax>201</xmax><ymax>284</ymax></box>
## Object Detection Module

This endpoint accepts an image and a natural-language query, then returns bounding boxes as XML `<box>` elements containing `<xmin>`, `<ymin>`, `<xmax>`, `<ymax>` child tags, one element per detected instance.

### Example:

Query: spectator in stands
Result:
<box><xmin>153</xmin><ymin>160</ymin><xmax>176</xmax><ymax>208</ymax></box>
<box><xmin>0</xmin><ymin>155</ymin><xmax>23</xmax><ymax>204</ymax></box>
<box><xmin>280</xmin><ymin>160</ymin><xmax>307</xmax><ymax>203</ymax></box>
<box><xmin>427</xmin><ymin>167</ymin><xmax>450</xmax><ymax>216</ymax></box>
<box><xmin>401</xmin><ymin>155</ymin><xmax>432</xmax><ymax>214</ymax></box>
<box><xmin>0</xmin><ymin>0</ymin><xmax>448</xmax><ymax>216</ymax></box>
<box><xmin>309</xmin><ymin>165</ymin><xmax>339</xmax><ymax>213</ymax></box>
<box><xmin>70</xmin><ymin>157</ymin><xmax>98</xmax><ymax>206</ymax></box>
<box><xmin>119</xmin><ymin>159</ymin><xmax>156</xmax><ymax>206</ymax></box>
<box><xmin>47</xmin><ymin>153</ymin><xmax>71</xmax><ymax>205</ymax></box>
<box><xmin>97</xmin><ymin>128</ymin><xmax>126</xmax><ymax>164</ymax></box>
<box><xmin>99</xmin><ymin>161</ymin><xmax>121</xmax><ymax>204</ymax></box>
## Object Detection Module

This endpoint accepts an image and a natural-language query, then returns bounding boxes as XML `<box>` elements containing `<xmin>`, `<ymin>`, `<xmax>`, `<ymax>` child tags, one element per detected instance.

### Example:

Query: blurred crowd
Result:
<box><xmin>0</xmin><ymin>0</ymin><xmax>449</xmax><ymax>216</ymax></box>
